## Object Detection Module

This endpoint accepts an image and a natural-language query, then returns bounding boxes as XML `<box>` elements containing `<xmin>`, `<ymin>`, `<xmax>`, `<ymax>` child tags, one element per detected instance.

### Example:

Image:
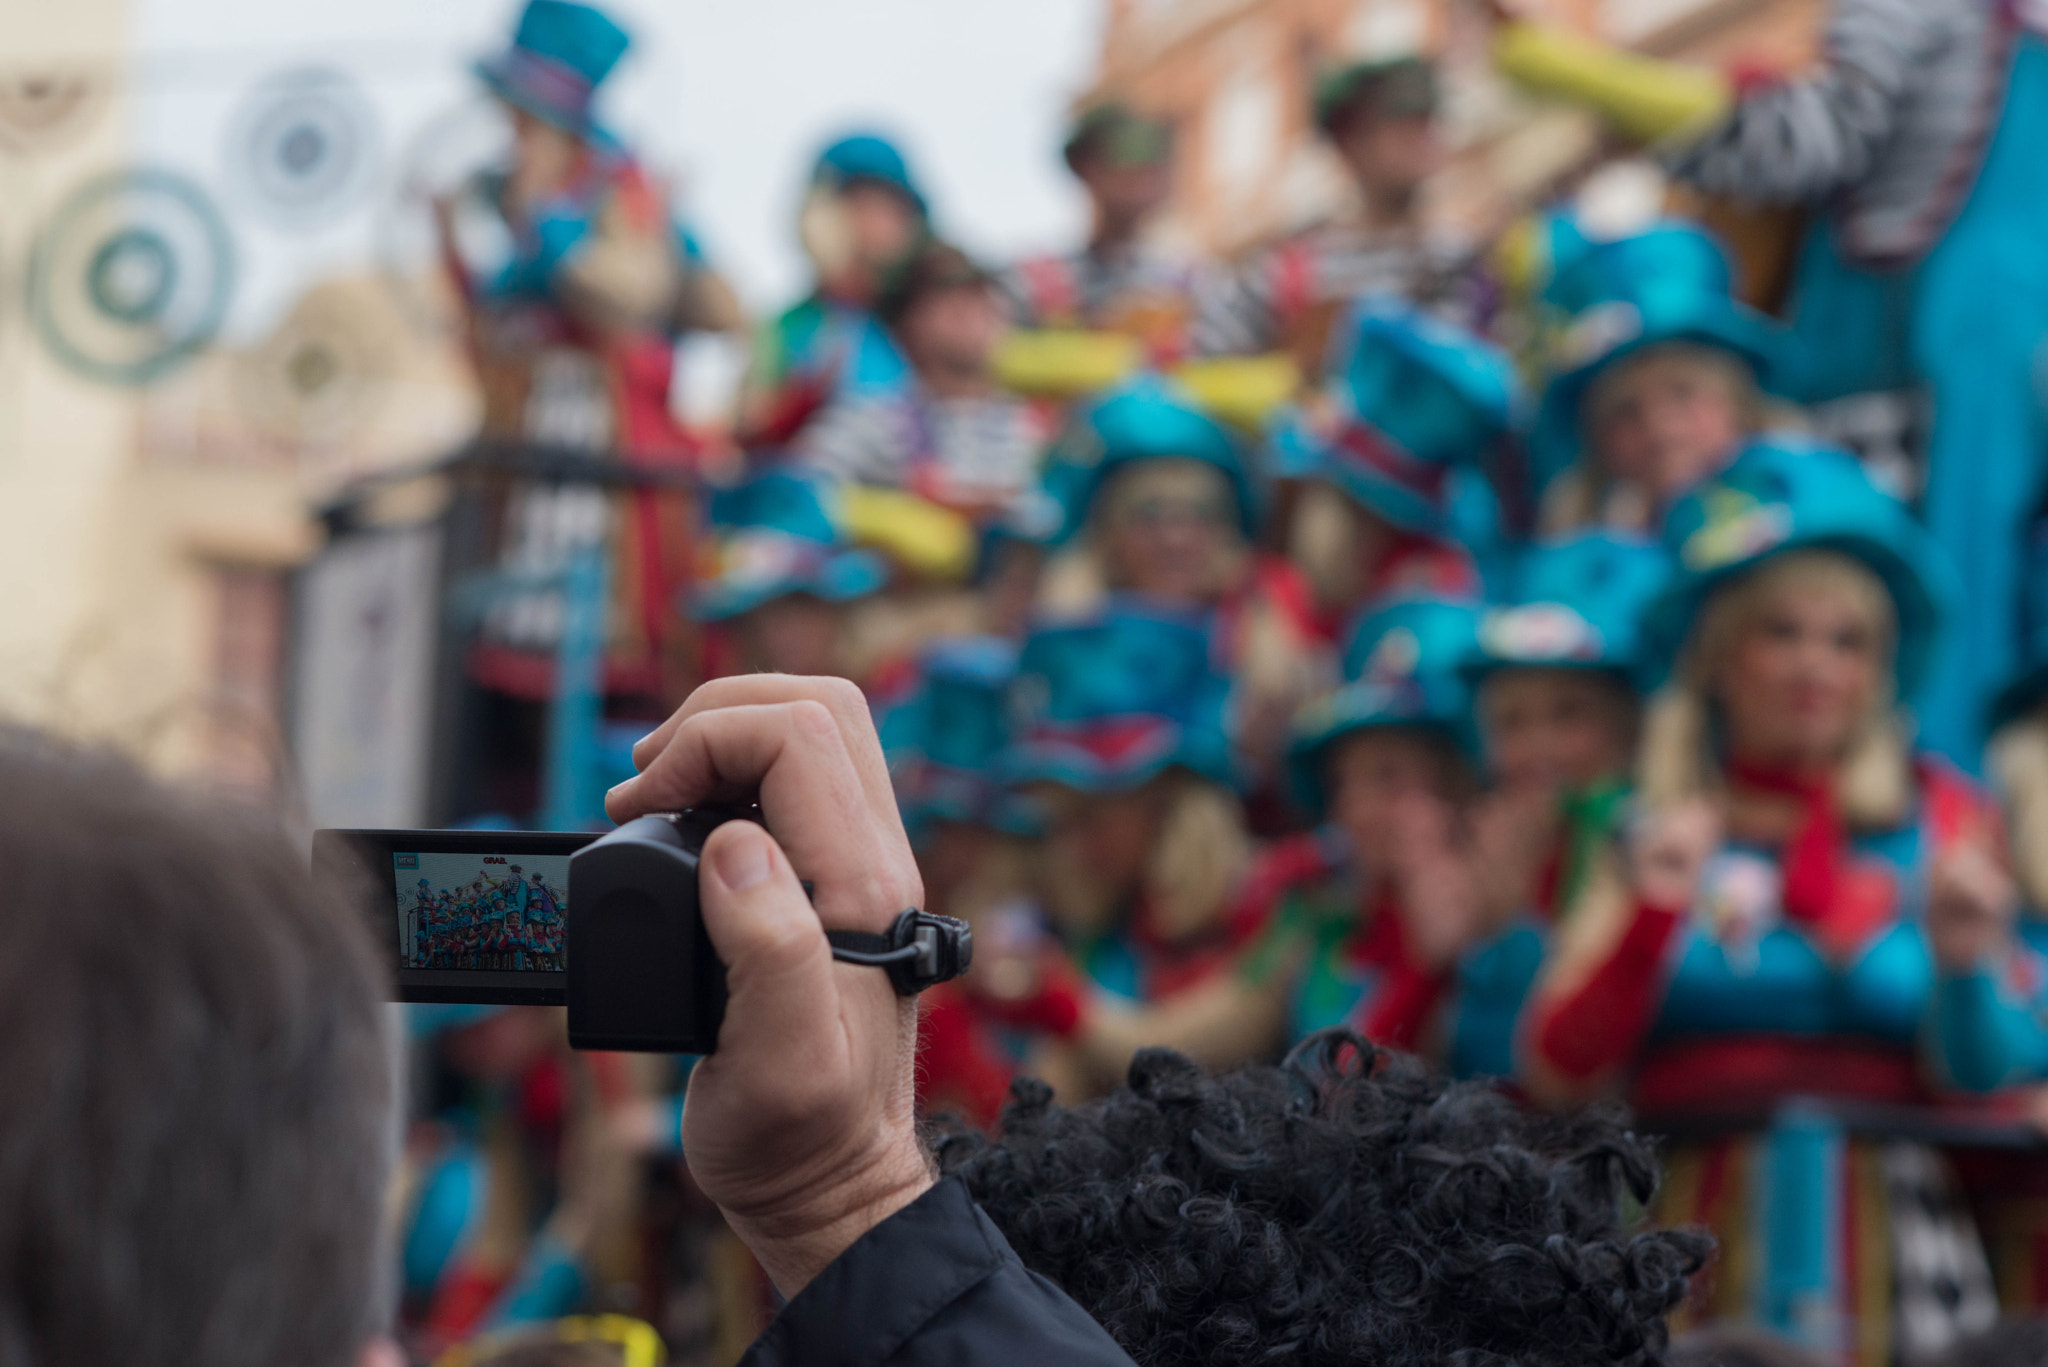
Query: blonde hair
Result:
<box><xmin>1991</xmin><ymin>714</ymin><xmax>2048</xmax><ymax>912</ymax></box>
<box><xmin>1637</xmin><ymin>548</ymin><xmax>1912</xmax><ymax>829</ymax></box>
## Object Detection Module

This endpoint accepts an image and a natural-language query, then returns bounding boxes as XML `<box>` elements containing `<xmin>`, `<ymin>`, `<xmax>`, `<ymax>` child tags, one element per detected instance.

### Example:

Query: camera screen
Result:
<box><xmin>314</xmin><ymin>828</ymin><xmax>593</xmax><ymax>1004</ymax></box>
<box><xmin>393</xmin><ymin>850</ymin><xmax>570</xmax><ymax>972</ymax></box>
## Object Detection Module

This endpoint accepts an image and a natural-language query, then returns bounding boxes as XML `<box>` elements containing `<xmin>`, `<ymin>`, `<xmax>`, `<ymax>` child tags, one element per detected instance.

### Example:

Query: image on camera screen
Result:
<box><xmin>394</xmin><ymin>851</ymin><xmax>569</xmax><ymax>971</ymax></box>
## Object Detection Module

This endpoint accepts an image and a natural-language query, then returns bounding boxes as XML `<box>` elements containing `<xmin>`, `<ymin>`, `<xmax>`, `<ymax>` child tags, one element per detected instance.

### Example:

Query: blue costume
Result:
<box><xmin>1672</xmin><ymin>1</ymin><xmax>2048</xmax><ymax>768</ymax></box>
<box><xmin>1525</xmin><ymin>443</ymin><xmax>2015</xmax><ymax>1362</ymax></box>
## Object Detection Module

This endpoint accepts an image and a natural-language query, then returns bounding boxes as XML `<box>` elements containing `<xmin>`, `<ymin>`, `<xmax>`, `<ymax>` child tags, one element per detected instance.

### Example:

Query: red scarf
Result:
<box><xmin>1724</xmin><ymin>759</ymin><xmax>1894</xmax><ymax>959</ymax></box>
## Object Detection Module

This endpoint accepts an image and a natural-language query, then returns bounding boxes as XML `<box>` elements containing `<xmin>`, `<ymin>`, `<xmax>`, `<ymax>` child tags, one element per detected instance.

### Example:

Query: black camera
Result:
<box><xmin>314</xmin><ymin>809</ymin><xmax>971</xmax><ymax>1054</ymax></box>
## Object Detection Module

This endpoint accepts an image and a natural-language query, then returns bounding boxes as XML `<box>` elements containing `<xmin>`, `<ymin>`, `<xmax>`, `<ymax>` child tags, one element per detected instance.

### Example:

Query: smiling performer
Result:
<box><xmin>1521</xmin><ymin>442</ymin><xmax>2030</xmax><ymax>1362</ymax></box>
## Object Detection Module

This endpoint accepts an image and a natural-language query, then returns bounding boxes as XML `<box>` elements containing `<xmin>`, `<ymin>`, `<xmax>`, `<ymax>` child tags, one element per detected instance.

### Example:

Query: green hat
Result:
<box><xmin>1063</xmin><ymin>102</ymin><xmax>1175</xmax><ymax>171</ymax></box>
<box><xmin>1314</xmin><ymin>55</ymin><xmax>1438</xmax><ymax>135</ymax></box>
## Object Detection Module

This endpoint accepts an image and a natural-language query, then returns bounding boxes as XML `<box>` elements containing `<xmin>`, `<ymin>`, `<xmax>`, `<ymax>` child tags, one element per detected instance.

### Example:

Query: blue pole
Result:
<box><xmin>541</xmin><ymin>541</ymin><xmax>611</xmax><ymax>830</ymax></box>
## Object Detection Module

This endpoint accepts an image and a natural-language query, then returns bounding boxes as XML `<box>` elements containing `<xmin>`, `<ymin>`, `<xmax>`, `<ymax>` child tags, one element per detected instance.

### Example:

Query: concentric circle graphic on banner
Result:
<box><xmin>228</xmin><ymin>67</ymin><xmax>381</xmax><ymax>225</ymax></box>
<box><xmin>235</xmin><ymin>288</ymin><xmax>396</xmax><ymax>444</ymax></box>
<box><xmin>29</xmin><ymin>168</ymin><xmax>236</xmax><ymax>385</ymax></box>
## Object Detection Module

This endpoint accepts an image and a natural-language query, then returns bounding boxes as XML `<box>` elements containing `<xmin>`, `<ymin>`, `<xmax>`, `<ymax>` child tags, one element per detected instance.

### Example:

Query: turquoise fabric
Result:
<box><xmin>1004</xmin><ymin>601</ymin><xmax>1240</xmax><ymax>792</ymax></box>
<box><xmin>1910</xmin><ymin>37</ymin><xmax>2048</xmax><ymax>763</ymax></box>
<box><xmin>474</xmin><ymin>0</ymin><xmax>631</xmax><ymax>136</ymax></box>
<box><xmin>813</xmin><ymin>132</ymin><xmax>927</xmax><ymax>214</ymax></box>
<box><xmin>1288</xmin><ymin>596</ymin><xmax>1481</xmax><ymax>815</ymax></box>
<box><xmin>1647</xmin><ymin>438</ymin><xmax>1952</xmax><ymax>701</ymax></box>
<box><xmin>691</xmin><ymin>471</ymin><xmax>885</xmax><ymax>621</ymax></box>
<box><xmin>1468</xmin><ymin>530</ymin><xmax>1671</xmax><ymax>683</ymax></box>
<box><xmin>1044</xmin><ymin>375</ymin><xmax>1257</xmax><ymax>542</ymax></box>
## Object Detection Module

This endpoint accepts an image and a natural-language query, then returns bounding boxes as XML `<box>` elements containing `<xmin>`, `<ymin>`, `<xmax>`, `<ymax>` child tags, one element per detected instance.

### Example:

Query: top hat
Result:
<box><xmin>475</xmin><ymin>0</ymin><xmax>632</xmax><ymax>139</ymax></box>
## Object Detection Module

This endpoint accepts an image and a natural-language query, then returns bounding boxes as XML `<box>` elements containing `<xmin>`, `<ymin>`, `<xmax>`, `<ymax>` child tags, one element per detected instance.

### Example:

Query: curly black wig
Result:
<box><xmin>936</xmin><ymin>1031</ymin><xmax>1710</xmax><ymax>1367</ymax></box>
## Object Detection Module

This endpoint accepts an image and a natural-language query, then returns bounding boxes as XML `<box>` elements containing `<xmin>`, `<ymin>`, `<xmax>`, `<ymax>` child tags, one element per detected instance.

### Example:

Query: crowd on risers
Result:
<box><xmin>398</xmin><ymin>0</ymin><xmax>2048</xmax><ymax>1362</ymax></box>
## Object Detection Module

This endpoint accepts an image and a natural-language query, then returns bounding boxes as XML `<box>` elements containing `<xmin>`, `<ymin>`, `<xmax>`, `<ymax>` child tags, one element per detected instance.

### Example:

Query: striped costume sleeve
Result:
<box><xmin>795</xmin><ymin>393</ymin><xmax>910</xmax><ymax>489</ymax></box>
<box><xmin>1672</xmin><ymin>0</ymin><xmax>1960</xmax><ymax>205</ymax></box>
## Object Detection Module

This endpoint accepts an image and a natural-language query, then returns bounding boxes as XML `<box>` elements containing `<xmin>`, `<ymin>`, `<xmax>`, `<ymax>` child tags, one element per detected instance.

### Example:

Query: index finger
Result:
<box><xmin>630</xmin><ymin>675</ymin><xmax>900</xmax><ymax>836</ymax></box>
<box><xmin>606</xmin><ymin>699</ymin><xmax>919</xmax><ymax>930</ymax></box>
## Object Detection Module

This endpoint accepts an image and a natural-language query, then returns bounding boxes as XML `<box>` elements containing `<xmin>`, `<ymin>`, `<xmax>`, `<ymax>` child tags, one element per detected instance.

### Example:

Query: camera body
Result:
<box><xmin>315</xmin><ymin>809</ymin><xmax>969</xmax><ymax>1055</ymax></box>
<box><xmin>566</xmin><ymin>812</ymin><xmax>728</xmax><ymax>1053</ymax></box>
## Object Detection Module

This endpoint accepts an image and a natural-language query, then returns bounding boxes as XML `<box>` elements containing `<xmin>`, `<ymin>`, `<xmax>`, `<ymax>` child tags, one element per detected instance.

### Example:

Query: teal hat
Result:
<box><xmin>1274</xmin><ymin>296</ymin><xmax>1517</xmax><ymax>536</ymax></box>
<box><xmin>1003</xmin><ymin>601</ymin><xmax>1239</xmax><ymax>792</ymax></box>
<box><xmin>876</xmin><ymin>635</ymin><xmax>1037</xmax><ymax>832</ymax></box>
<box><xmin>1647</xmin><ymin>439</ymin><xmax>1951</xmax><ymax>699</ymax></box>
<box><xmin>1288</xmin><ymin>595</ymin><xmax>1481</xmax><ymax>816</ymax></box>
<box><xmin>475</xmin><ymin>0</ymin><xmax>631</xmax><ymax>138</ymax></box>
<box><xmin>1313</xmin><ymin>55</ymin><xmax>1439</xmax><ymax>134</ymax></box>
<box><xmin>1992</xmin><ymin>513</ymin><xmax>2048</xmax><ymax>732</ymax></box>
<box><xmin>690</xmin><ymin>471</ymin><xmax>886</xmax><ymax>622</ymax></box>
<box><xmin>1043</xmin><ymin>374</ymin><xmax>1258</xmax><ymax>543</ymax></box>
<box><xmin>813</xmin><ymin>132</ymin><xmax>927</xmax><ymax>215</ymax></box>
<box><xmin>1467</xmin><ymin>532</ymin><xmax>1672</xmax><ymax>684</ymax></box>
<box><xmin>1063</xmin><ymin>102</ymin><xmax>1174</xmax><ymax>171</ymax></box>
<box><xmin>1532</xmin><ymin>222</ymin><xmax>1785</xmax><ymax>494</ymax></box>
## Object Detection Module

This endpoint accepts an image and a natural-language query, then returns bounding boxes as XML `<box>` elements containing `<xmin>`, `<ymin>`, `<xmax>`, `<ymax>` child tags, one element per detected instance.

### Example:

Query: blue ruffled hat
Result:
<box><xmin>1531</xmin><ymin>221</ymin><xmax>1786</xmax><ymax>493</ymax></box>
<box><xmin>1042</xmin><ymin>374</ymin><xmax>1258</xmax><ymax>544</ymax></box>
<box><xmin>475</xmin><ymin>0</ymin><xmax>631</xmax><ymax>139</ymax></box>
<box><xmin>1646</xmin><ymin>439</ymin><xmax>1952</xmax><ymax>699</ymax></box>
<box><xmin>875</xmin><ymin>635</ymin><xmax>1038</xmax><ymax>833</ymax></box>
<box><xmin>1003</xmin><ymin>602</ymin><xmax>1239</xmax><ymax>792</ymax></box>
<box><xmin>689</xmin><ymin>471</ymin><xmax>887</xmax><ymax>622</ymax></box>
<box><xmin>812</xmin><ymin>133</ymin><xmax>927</xmax><ymax>215</ymax></box>
<box><xmin>1287</xmin><ymin>595</ymin><xmax>1482</xmax><ymax>815</ymax></box>
<box><xmin>1466</xmin><ymin>532</ymin><xmax>1672</xmax><ymax>685</ymax></box>
<box><xmin>1271</xmin><ymin>297</ymin><xmax>1517</xmax><ymax>538</ymax></box>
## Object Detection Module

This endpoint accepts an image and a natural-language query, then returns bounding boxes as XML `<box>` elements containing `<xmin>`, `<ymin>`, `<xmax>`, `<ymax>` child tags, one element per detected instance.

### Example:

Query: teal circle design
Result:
<box><xmin>28</xmin><ymin>167</ymin><xmax>234</xmax><ymax>386</ymax></box>
<box><xmin>86</xmin><ymin>228</ymin><xmax>176</xmax><ymax>323</ymax></box>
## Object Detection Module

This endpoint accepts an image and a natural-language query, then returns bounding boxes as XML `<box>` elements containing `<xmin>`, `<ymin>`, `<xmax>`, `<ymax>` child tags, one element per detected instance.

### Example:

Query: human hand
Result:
<box><xmin>1927</xmin><ymin>841</ymin><xmax>2020</xmax><ymax>974</ymax></box>
<box><xmin>1467</xmin><ymin>786</ymin><xmax>1563</xmax><ymax>926</ymax></box>
<box><xmin>1627</xmin><ymin>799</ymin><xmax>1720</xmax><ymax>913</ymax></box>
<box><xmin>606</xmin><ymin>676</ymin><xmax>932</xmax><ymax>1296</ymax></box>
<box><xmin>1385</xmin><ymin>792</ymin><xmax>1483</xmax><ymax>971</ymax></box>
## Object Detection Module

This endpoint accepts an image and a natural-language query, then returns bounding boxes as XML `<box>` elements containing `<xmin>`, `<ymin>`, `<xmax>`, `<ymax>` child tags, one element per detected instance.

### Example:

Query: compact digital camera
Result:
<box><xmin>315</xmin><ymin>809</ymin><xmax>971</xmax><ymax>1054</ymax></box>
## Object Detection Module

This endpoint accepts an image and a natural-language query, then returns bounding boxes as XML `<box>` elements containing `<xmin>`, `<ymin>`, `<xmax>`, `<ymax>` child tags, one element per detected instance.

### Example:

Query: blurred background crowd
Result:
<box><xmin>8</xmin><ymin>0</ymin><xmax>2048</xmax><ymax>1363</ymax></box>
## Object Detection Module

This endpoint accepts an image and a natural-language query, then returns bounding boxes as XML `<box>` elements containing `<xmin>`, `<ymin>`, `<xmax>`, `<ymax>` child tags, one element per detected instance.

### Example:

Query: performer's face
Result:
<box><xmin>1479</xmin><ymin>668</ymin><xmax>1637</xmax><ymax>797</ymax></box>
<box><xmin>504</xmin><ymin>105</ymin><xmax>581</xmax><ymax>203</ymax></box>
<box><xmin>1588</xmin><ymin>347</ymin><xmax>1748</xmax><ymax>508</ymax></box>
<box><xmin>898</xmin><ymin>282</ymin><xmax>1006</xmax><ymax>384</ymax></box>
<box><xmin>1076</xmin><ymin>155</ymin><xmax>1172</xmax><ymax>235</ymax></box>
<box><xmin>1098</xmin><ymin>459</ymin><xmax>1245</xmax><ymax>607</ymax></box>
<box><xmin>1038</xmin><ymin>782</ymin><xmax>1164</xmax><ymax>899</ymax></box>
<box><xmin>1327</xmin><ymin>727</ymin><xmax>1455</xmax><ymax>868</ymax></box>
<box><xmin>841</xmin><ymin>181</ymin><xmax>922</xmax><ymax>274</ymax></box>
<box><xmin>1334</xmin><ymin>112</ymin><xmax>1443</xmax><ymax>208</ymax></box>
<box><xmin>1712</xmin><ymin>554</ymin><xmax>1889</xmax><ymax>772</ymax></box>
<box><xmin>740</xmin><ymin>594</ymin><xmax>842</xmax><ymax>677</ymax></box>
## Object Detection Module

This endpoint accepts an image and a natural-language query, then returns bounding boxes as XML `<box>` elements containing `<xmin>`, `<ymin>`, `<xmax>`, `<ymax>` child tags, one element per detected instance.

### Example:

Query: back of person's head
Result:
<box><xmin>941</xmin><ymin>1031</ymin><xmax>1708</xmax><ymax>1367</ymax></box>
<box><xmin>1666</xmin><ymin>1327</ymin><xmax>1829</xmax><ymax>1367</ymax></box>
<box><xmin>0</xmin><ymin>728</ymin><xmax>393</xmax><ymax>1367</ymax></box>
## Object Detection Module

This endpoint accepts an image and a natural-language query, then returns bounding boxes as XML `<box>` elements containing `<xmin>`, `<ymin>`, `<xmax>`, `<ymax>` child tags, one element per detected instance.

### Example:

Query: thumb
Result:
<box><xmin>697</xmin><ymin>821</ymin><xmax>841</xmax><ymax>1059</ymax></box>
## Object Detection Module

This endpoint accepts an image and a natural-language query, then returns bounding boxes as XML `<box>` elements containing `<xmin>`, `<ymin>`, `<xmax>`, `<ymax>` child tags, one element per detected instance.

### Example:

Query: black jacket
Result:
<box><xmin>740</xmin><ymin>1176</ymin><xmax>1136</xmax><ymax>1366</ymax></box>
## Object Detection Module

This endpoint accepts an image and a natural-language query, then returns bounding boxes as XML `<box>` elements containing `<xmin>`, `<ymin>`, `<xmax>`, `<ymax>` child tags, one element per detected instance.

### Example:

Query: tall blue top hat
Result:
<box><xmin>812</xmin><ymin>133</ymin><xmax>927</xmax><ymax>215</ymax></box>
<box><xmin>1042</xmin><ymin>374</ymin><xmax>1258</xmax><ymax>544</ymax></box>
<box><xmin>875</xmin><ymin>635</ymin><xmax>1035</xmax><ymax>832</ymax></box>
<box><xmin>689</xmin><ymin>471</ymin><xmax>887</xmax><ymax>622</ymax></box>
<box><xmin>1531</xmin><ymin>221</ymin><xmax>1786</xmax><ymax>494</ymax></box>
<box><xmin>1272</xmin><ymin>296</ymin><xmax>1517</xmax><ymax>538</ymax></box>
<box><xmin>1002</xmin><ymin>601</ymin><xmax>1239</xmax><ymax>793</ymax></box>
<box><xmin>1288</xmin><ymin>595</ymin><xmax>1482</xmax><ymax>816</ymax></box>
<box><xmin>476</xmin><ymin>0</ymin><xmax>632</xmax><ymax>138</ymax></box>
<box><xmin>1646</xmin><ymin>439</ymin><xmax>1952</xmax><ymax>700</ymax></box>
<box><xmin>1467</xmin><ymin>532</ymin><xmax>1672</xmax><ymax>686</ymax></box>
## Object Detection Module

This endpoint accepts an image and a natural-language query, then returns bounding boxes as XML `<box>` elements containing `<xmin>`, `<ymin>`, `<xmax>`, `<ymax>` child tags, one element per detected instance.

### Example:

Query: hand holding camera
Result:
<box><xmin>603</xmin><ymin>676</ymin><xmax>936</xmax><ymax>1293</ymax></box>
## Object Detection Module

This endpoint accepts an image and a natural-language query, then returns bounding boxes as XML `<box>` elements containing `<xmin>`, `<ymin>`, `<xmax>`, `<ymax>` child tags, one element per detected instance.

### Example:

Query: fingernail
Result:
<box><xmin>711</xmin><ymin>827</ymin><xmax>772</xmax><ymax>891</ymax></box>
<box><xmin>605</xmin><ymin>780</ymin><xmax>631</xmax><ymax>806</ymax></box>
